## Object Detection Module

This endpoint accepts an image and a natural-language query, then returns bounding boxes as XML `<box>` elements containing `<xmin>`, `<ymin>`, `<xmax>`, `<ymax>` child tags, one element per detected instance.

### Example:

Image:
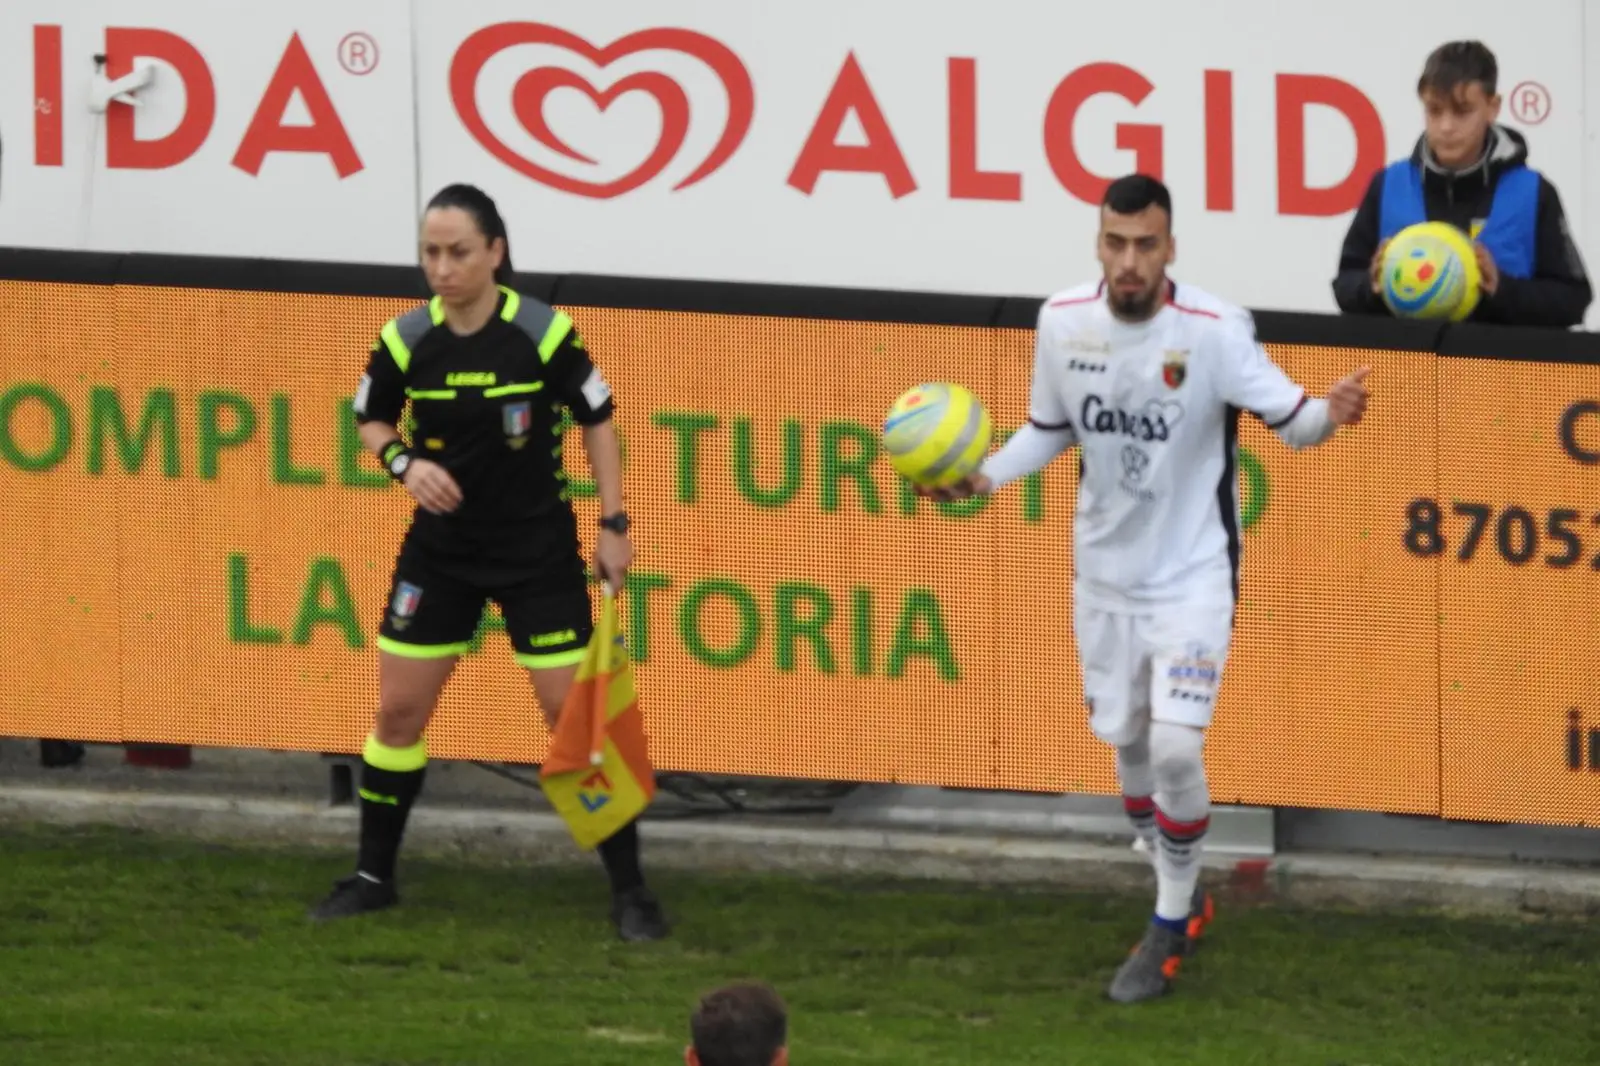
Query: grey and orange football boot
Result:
<box><xmin>1108</xmin><ymin>921</ymin><xmax>1190</xmax><ymax>1004</ymax></box>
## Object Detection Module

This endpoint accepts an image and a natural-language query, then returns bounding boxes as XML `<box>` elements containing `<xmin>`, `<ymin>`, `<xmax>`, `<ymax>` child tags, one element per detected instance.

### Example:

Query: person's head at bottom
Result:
<box><xmin>685</xmin><ymin>981</ymin><xmax>789</xmax><ymax>1066</ymax></box>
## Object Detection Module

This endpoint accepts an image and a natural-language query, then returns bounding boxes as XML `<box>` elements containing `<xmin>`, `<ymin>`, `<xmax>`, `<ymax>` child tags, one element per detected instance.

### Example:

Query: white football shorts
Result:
<box><xmin>1072</xmin><ymin>600</ymin><xmax>1235</xmax><ymax>747</ymax></box>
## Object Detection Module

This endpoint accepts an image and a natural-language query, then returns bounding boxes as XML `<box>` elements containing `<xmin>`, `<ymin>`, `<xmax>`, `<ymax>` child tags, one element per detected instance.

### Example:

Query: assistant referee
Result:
<box><xmin>308</xmin><ymin>183</ymin><xmax>667</xmax><ymax>942</ymax></box>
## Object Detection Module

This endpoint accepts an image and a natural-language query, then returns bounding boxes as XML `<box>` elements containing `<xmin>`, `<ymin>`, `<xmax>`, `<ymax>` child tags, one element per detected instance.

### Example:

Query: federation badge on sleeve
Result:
<box><xmin>502</xmin><ymin>400</ymin><xmax>532</xmax><ymax>449</ymax></box>
<box><xmin>1162</xmin><ymin>350</ymin><xmax>1188</xmax><ymax>390</ymax></box>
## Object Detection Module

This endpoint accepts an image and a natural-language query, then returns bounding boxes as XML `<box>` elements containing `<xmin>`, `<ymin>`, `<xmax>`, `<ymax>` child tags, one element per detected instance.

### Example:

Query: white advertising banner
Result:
<box><xmin>1</xmin><ymin>0</ymin><xmax>1594</xmax><ymax>326</ymax></box>
<box><xmin>0</xmin><ymin>0</ymin><xmax>417</xmax><ymax>264</ymax></box>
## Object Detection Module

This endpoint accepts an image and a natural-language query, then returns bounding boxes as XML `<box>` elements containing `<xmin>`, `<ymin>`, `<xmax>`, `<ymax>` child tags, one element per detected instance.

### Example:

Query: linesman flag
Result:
<box><xmin>539</xmin><ymin>586</ymin><xmax>656</xmax><ymax>850</ymax></box>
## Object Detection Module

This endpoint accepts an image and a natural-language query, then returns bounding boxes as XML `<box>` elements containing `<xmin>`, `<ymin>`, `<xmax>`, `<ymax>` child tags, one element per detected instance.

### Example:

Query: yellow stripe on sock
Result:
<box><xmin>363</xmin><ymin>734</ymin><xmax>428</xmax><ymax>773</ymax></box>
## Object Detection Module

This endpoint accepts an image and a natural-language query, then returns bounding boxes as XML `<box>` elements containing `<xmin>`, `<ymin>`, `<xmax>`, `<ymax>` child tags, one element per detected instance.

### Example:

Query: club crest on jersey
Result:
<box><xmin>1162</xmin><ymin>350</ymin><xmax>1188</xmax><ymax>390</ymax></box>
<box><xmin>502</xmin><ymin>400</ymin><xmax>532</xmax><ymax>449</ymax></box>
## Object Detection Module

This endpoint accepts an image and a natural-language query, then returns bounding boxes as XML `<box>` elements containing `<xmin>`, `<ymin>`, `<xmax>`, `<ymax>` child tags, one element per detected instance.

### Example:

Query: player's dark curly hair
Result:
<box><xmin>425</xmin><ymin>183</ymin><xmax>515</xmax><ymax>284</ymax></box>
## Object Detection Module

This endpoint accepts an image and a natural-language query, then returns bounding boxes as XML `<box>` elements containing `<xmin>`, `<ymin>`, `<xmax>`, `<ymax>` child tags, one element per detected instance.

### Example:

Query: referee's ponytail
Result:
<box><xmin>426</xmin><ymin>183</ymin><xmax>515</xmax><ymax>285</ymax></box>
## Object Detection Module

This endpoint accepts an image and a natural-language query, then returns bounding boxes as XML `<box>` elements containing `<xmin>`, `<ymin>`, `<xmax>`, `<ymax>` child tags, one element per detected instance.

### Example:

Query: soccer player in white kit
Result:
<box><xmin>925</xmin><ymin>175</ymin><xmax>1370</xmax><ymax>1003</ymax></box>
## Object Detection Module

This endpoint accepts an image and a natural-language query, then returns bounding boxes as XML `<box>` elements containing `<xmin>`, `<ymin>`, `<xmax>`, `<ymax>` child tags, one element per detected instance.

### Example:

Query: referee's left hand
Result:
<box><xmin>595</xmin><ymin>530</ymin><xmax>633</xmax><ymax>591</ymax></box>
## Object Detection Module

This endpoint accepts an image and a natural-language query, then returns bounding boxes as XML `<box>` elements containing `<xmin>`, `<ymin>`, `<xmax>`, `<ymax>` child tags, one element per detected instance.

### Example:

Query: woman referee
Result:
<box><xmin>308</xmin><ymin>183</ymin><xmax>668</xmax><ymax>942</ymax></box>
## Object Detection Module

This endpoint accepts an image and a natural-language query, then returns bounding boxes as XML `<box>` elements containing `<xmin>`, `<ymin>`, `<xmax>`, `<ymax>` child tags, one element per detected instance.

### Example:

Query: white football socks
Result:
<box><xmin>1149</xmin><ymin>722</ymin><xmax>1210</xmax><ymax>922</ymax></box>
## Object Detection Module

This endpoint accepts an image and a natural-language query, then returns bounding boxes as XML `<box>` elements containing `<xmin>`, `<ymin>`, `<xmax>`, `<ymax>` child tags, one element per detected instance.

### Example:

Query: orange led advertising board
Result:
<box><xmin>1</xmin><ymin>280</ymin><xmax>1596</xmax><ymax>827</ymax></box>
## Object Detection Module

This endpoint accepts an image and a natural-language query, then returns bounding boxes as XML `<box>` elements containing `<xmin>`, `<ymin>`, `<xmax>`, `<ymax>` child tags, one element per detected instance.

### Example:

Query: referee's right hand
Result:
<box><xmin>913</xmin><ymin>473</ymin><xmax>992</xmax><ymax>502</ymax></box>
<box><xmin>403</xmin><ymin>459</ymin><xmax>464</xmax><ymax>515</ymax></box>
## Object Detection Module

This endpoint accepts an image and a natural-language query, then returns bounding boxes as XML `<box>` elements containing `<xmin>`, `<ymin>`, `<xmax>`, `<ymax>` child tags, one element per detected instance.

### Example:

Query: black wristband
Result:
<box><xmin>379</xmin><ymin>440</ymin><xmax>413</xmax><ymax>482</ymax></box>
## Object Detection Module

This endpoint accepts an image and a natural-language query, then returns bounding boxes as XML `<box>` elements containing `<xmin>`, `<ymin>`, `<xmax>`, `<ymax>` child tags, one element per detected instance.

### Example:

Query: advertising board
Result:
<box><xmin>3</xmin><ymin>275</ymin><xmax>1597</xmax><ymax>827</ymax></box>
<box><xmin>0</xmin><ymin>0</ymin><xmax>1593</xmax><ymax>326</ymax></box>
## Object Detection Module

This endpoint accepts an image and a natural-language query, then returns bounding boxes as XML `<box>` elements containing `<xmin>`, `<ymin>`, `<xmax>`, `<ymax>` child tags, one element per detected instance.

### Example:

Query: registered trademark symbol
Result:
<box><xmin>338</xmin><ymin>32</ymin><xmax>379</xmax><ymax>76</ymax></box>
<box><xmin>1508</xmin><ymin>81</ymin><xmax>1550</xmax><ymax>125</ymax></box>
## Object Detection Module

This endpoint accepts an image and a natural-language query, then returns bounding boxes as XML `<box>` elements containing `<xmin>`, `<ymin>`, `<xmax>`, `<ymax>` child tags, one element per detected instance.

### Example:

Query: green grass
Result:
<box><xmin>0</xmin><ymin>825</ymin><xmax>1595</xmax><ymax>1065</ymax></box>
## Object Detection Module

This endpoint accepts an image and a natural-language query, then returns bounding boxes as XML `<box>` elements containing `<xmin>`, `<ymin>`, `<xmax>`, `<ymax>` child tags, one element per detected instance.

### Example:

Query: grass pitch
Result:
<box><xmin>0</xmin><ymin>825</ymin><xmax>1593</xmax><ymax>1065</ymax></box>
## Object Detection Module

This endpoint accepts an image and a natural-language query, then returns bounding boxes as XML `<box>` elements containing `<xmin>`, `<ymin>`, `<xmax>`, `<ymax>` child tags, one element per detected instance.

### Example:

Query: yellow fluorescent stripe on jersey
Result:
<box><xmin>427</xmin><ymin>296</ymin><xmax>447</xmax><ymax>325</ymax></box>
<box><xmin>538</xmin><ymin>312</ymin><xmax>574</xmax><ymax>363</ymax></box>
<box><xmin>380</xmin><ymin>320</ymin><xmax>411</xmax><ymax>374</ymax></box>
<box><xmin>483</xmin><ymin>381</ymin><xmax>544</xmax><ymax>398</ymax></box>
<box><xmin>500</xmin><ymin>288</ymin><xmax>522</xmax><ymax>322</ymax></box>
<box><xmin>404</xmin><ymin>388</ymin><xmax>457</xmax><ymax>400</ymax></box>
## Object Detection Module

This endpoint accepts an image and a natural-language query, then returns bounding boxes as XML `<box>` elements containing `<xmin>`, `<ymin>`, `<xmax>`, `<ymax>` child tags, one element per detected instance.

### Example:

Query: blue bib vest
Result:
<box><xmin>1377</xmin><ymin>158</ymin><xmax>1539</xmax><ymax>279</ymax></box>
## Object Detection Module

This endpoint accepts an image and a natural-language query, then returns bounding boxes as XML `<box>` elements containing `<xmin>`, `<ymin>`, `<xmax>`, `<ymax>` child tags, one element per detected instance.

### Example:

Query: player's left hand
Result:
<box><xmin>1473</xmin><ymin>242</ymin><xmax>1500</xmax><ymax>296</ymax></box>
<box><xmin>1326</xmin><ymin>366</ymin><xmax>1370</xmax><ymax>426</ymax></box>
<box><xmin>595</xmin><ymin>530</ymin><xmax>633</xmax><ymax>591</ymax></box>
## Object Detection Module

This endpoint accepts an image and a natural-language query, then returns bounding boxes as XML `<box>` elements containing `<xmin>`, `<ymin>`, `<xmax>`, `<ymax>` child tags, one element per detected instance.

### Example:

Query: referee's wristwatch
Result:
<box><xmin>598</xmin><ymin>511</ymin><xmax>631</xmax><ymax>535</ymax></box>
<box><xmin>380</xmin><ymin>440</ymin><xmax>413</xmax><ymax>482</ymax></box>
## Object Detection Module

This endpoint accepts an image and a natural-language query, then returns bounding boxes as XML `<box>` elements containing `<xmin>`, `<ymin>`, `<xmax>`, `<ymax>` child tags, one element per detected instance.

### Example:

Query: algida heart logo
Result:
<box><xmin>449</xmin><ymin>22</ymin><xmax>755</xmax><ymax>200</ymax></box>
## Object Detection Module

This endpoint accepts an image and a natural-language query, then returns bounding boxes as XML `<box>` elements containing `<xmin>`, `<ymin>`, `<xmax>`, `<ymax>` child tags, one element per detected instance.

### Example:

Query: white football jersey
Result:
<box><xmin>1024</xmin><ymin>279</ymin><xmax>1311</xmax><ymax>611</ymax></box>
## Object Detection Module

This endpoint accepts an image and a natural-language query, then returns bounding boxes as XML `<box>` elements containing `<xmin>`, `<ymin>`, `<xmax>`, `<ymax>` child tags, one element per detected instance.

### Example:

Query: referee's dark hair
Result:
<box><xmin>1102</xmin><ymin>173</ymin><xmax>1173</xmax><ymax>229</ymax></box>
<box><xmin>426</xmin><ymin>183</ymin><xmax>515</xmax><ymax>284</ymax></box>
<box><xmin>686</xmin><ymin>981</ymin><xmax>789</xmax><ymax>1066</ymax></box>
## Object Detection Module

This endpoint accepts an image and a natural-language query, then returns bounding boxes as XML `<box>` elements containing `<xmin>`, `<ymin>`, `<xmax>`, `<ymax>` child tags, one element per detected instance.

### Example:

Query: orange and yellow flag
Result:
<box><xmin>539</xmin><ymin>587</ymin><xmax>656</xmax><ymax>850</ymax></box>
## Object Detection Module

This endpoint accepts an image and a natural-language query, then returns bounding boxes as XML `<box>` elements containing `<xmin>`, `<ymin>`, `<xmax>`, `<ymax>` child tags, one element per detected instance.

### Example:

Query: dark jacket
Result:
<box><xmin>1332</xmin><ymin>125</ymin><xmax>1591</xmax><ymax>328</ymax></box>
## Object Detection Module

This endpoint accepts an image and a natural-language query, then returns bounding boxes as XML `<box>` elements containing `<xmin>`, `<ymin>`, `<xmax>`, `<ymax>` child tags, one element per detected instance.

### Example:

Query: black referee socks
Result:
<box><xmin>596</xmin><ymin>818</ymin><xmax>645</xmax><ymax>894</ymax></box>
<box><xmin>356</xmin><ymin>735</ymin><xmax>428</xmax><ymax>884</ymax></box>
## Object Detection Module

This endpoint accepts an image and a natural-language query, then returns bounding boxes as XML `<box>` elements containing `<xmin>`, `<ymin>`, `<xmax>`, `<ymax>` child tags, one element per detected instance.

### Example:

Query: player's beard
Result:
<box><xmin>1110</xmin><ymin>280</ymin><xmax>1163</xmax><ymax>322</ymax></box>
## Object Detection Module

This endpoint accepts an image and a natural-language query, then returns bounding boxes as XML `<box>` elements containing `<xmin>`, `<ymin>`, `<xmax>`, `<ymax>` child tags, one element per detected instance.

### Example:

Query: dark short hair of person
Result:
<box><xmin>1417</xmin><ymin>40</ymin><xmax>1498</xmax><ymax>98</ymax></box>
<box><xmin>690</xmin><ymin>982</ymin><xmax>788</xmax><ymax>1066</ymax></box>
<box><xmin>1102</xmin><ymin>173</ymin><xmax>1173</xmax><ymax>229</ymax></box>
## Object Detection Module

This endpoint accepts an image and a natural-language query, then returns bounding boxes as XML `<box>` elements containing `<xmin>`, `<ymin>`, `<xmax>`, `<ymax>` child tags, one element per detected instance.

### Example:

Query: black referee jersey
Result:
<box><xmin>354</xmin><ymin>286</ymin><xmax>615</xmax><ymax>547</ymax></box>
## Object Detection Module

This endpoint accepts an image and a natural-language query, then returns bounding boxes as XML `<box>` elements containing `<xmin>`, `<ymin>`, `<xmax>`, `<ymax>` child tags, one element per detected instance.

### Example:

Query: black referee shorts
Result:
<box><xmin>375</xmin><ymin>525</ymin><xmax>593</xmax><ymax>670</ymax></box>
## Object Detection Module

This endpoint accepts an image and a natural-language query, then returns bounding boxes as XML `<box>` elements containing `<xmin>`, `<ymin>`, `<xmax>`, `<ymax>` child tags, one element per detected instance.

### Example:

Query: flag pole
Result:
<box><xmin>589</xmin><ymin>580</ymin><xmax>614</xmax><ymax>767</ymax></box>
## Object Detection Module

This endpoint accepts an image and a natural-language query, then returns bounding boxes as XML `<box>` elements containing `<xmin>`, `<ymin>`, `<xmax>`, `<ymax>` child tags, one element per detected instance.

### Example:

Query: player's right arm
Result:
<box><xmin>923</xmin><ymin>304</ymin><xmax>1077</xmax><ymax>500</ymax></box>
<box><xmin>352</xmin><ymin>337</ymin><xmax>462</xmax><ymax>514</ymax></box>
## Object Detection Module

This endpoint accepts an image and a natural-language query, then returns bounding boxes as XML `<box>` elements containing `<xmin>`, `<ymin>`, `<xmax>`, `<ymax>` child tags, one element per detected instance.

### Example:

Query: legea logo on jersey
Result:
<box><xmin>1080</xmin><ymin>395</ymin><xmax>1183</xmax><ymax>442</ymax></box>
<box><xmin>449</xmin><ymin>22</ymin><xmax>755</xmax><ymax>199</ymax></box>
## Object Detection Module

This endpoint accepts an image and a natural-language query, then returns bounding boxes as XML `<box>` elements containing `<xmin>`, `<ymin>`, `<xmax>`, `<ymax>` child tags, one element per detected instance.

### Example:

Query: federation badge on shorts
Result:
<box><xmin>1162</xmin><ymin>350</ymin><xmax>1188</xmax><ymax>390</ymax></box>
<box><xmin>502</xmin><ymin>400</ymin><xmax>532</xmax><ymax>449</ymax></box>
<box><xmin>390</xmin><ymin>582</ymin><xmax>423</xmax><ymax>631</ymax></box>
